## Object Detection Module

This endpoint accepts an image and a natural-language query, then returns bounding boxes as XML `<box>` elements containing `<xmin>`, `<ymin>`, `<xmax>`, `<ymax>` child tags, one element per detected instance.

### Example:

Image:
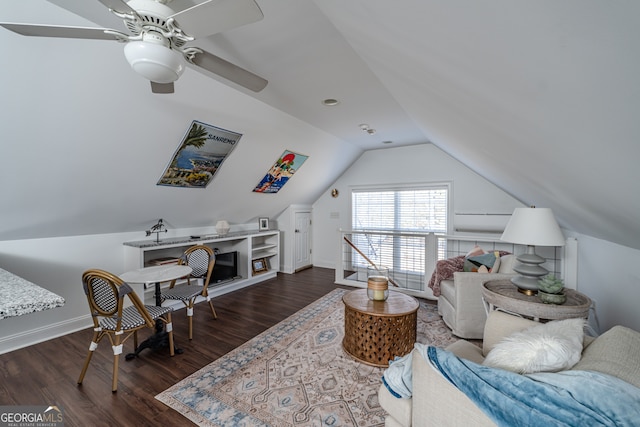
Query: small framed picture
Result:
<box><xmin>252</xmin><ymin>258</ymin><xmax>269</xmax><ymax>274</ymax></box>
<box><xmin>259</xmin><ymin>217</ymin><xmax>269</xmax><ymax>231</ymax></box>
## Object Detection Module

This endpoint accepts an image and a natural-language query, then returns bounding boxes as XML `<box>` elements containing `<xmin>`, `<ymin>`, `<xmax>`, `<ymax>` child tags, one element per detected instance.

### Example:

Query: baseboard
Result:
<box><xmin>311</xmin><ymin>258</ymin><xmax>335</xmax><ymax>269</ymax></box>
<box><xmin>0</xmin><ymin>314</ymin><xmax>92</xmax><ymax>355</ymax></box>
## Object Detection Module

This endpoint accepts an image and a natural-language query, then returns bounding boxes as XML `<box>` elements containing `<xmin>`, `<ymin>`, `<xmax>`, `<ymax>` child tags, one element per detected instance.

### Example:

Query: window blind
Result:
<box><xmin>350</xmin><ymin>185</ymin><xmax>449</xmax><ymax>279</ymax></box>
<box><xmin>352</xmin><ymin>186</ymin><xmax>448</xmax><ymax>233</ymax></box>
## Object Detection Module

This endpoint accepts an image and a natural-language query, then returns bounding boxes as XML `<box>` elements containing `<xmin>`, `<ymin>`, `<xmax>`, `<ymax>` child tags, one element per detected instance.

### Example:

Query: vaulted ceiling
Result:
<box><xmin>1</xmin><ymin>0</ymin><xmax>638</xmax><ymax>250</ymax></box>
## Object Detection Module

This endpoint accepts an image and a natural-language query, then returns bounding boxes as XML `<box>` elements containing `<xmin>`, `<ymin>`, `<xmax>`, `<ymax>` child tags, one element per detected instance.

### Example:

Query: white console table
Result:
<box><xmin>123</xmin><ymin>230</ymin><xmax>280</xmax><ymax>305</ymax></box>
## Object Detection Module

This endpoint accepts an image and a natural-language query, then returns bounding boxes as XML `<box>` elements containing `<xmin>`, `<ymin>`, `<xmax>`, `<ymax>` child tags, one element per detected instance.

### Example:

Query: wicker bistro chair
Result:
<box><xmin>161</xmin><ymin>245</ymin><xmax>217</xmax><ymax>340</ymax></box>
<box><xmin>77</xmin><ymin>269</ymin><xmax>175</xmax><ymax>392</ymax></box>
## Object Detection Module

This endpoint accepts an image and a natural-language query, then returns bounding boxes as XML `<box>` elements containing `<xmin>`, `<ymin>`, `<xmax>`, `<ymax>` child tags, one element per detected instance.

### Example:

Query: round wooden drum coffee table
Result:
<box><xmin>342</xmin><ymin>289</ymin><xmax>419</xmax><ymax>367</ymax></box>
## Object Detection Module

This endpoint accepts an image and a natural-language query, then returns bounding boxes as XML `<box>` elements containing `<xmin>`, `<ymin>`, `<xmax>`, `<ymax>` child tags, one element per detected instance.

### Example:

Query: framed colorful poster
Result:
<box><xmin>253</xmin><ymin>150</ymin><xmax>309</xmax><ymax>193</ymax></box>
<box><xmin>158</xmin><ymin>120</ymin><xmax>242</xmax><ymax>188</ymax></box>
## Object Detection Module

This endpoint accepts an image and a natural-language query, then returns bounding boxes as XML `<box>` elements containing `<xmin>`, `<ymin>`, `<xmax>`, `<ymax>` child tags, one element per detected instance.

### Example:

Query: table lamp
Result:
<box><xmin>500</xmin><ymin>207</ymin><xmax>565</xmax><ymax>295</ymax></box>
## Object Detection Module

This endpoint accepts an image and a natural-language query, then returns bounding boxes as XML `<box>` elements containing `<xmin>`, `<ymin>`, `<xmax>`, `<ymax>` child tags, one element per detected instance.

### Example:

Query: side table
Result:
<box><xmin>482</xmin><ymin>280</ymin><xmax>591</xmax><ymax>321</ymax></box>
<box><xmin>342</xmin><ymin>289</ymin><xmax>419</xmax><ymax>367</ymax></box>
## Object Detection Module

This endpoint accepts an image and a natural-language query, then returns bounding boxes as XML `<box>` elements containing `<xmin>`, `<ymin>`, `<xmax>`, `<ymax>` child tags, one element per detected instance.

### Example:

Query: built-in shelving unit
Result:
<box><xmin>123</xmin><ymin>230</ymin><xmax>280</xmax><ymax>305</ymax></box>
<box><xmin>250</xmin><ymin>232</ymin><xmax>279</xmax><ymax>276</ymax></box>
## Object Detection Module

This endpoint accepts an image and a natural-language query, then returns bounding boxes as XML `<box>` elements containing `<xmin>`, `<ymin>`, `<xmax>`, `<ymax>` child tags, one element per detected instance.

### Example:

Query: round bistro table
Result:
<box><xmin>119</xmin><ymin>264</ymin><xmax>192</xmax><ymax>359</ymax></box>
<box><xmin>342</xmin><ymin>289</ymin><xmax>419</xmax><ymax>367</ymax></box>
<box><xmin>482</xmin><ymin>280</ymin><xmax>592</xmax><ymax>321</ymax></box>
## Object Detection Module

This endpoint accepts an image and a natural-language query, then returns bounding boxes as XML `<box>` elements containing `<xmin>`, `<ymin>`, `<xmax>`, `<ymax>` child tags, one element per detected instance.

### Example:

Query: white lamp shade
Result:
<box><xmin>124</xmin><ymin>41</ymin><xmax>185</xmax><ymax>84</ymax></box>
<box><xmin>501</xmin><ymin>207</ymin><xmax>565</xmax><ymax>246</ymax></box>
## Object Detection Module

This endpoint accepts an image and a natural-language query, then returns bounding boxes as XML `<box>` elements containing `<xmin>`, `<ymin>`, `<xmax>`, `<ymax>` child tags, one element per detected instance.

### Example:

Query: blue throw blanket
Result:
<box><xmin>427</xmin><ymin>346</ymin><xmax>640</xmax><ymax>427</ymax></box>
<box><xmin>382</xmin><ymin>344</ymin><xmax>640</xmax><ymax>426</ymax></box>
<box><xmin>381</xmin><ymin>349</ymin><xmax>415</xmax><ymax>399</ymax></box>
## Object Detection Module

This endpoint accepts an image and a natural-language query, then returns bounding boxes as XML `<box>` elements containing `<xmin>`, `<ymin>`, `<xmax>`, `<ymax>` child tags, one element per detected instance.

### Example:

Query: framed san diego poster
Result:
<box><xmin>253</xmin><ymin>150</ymin><xmax>309</xmax><ymax>193</ymax></box>
<box><xmin>158</xmin><ymin>120</ymin><xmax>242</xmax><ymax>188</ymax></box>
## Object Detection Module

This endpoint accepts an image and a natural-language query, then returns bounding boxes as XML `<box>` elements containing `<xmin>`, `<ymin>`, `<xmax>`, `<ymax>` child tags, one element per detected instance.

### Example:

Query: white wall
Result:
<box><xmin>311</xmin><ymin>144</ymin><xmax>524</xmax><ymax>268</ymax></box>
<box><xmin>568</xmin><ymin>232</ymin><xmax>640</xmax><ymax>333</ymax></box>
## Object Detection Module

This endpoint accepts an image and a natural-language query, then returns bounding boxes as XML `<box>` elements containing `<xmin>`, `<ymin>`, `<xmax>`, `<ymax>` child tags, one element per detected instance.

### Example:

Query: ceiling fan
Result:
<box><xmin>0</xmin><ymin>0</ymin><xmax>268</xmax><ymax>93</ymax></box>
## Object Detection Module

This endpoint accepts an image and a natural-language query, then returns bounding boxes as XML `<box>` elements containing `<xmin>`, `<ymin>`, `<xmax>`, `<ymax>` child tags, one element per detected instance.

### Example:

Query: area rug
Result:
<box><xmin>156</xmin><ymin>289</ymin><xmax>459</xmax><ymax>427</ymax></box>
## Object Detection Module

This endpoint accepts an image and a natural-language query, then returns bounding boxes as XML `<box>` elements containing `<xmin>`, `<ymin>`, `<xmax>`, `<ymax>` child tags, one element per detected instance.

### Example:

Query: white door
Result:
<box><xmin>294</xmin><ymin>211</ymin><xmax>312</xmax><ymax>271</ymax></box>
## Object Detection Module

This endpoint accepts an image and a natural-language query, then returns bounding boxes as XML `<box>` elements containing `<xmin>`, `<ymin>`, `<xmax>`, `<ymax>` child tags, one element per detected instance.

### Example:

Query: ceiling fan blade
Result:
<box><xmin>191</xmin><ymin>49</ymin><xmax>267</xmax><ymax>92</ymax></box>
<box><xmin>98</xmin><ymin>0</ymin><xmax>137</xmax><ymax>15</ymax></box>
<box><xmin>0</xmin><ymin>23</ymin><xmax>124</xmax><ymax>41</ymax></box>
<box><xmin>169</xmin><ymin>0</ymin><xmax>263</xmax><ymax>39</ymax></box>
<box><xmin>150</xmin><ymin>81</ymin><xmax>175</xmax><ymax>94</ymax></box>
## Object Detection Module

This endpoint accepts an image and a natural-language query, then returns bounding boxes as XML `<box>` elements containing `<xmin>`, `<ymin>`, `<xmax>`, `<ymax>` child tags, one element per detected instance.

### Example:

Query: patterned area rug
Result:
<box><xmin>156</xmin><ymin>289</ymin><xmax>458</xmax><ymax>426</ymax></box>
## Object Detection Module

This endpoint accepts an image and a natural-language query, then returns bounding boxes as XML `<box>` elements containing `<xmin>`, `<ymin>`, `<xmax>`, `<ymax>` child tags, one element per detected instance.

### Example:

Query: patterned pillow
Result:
<box><xmin>465</xmin><ymin>245</ymin><xmax>485</xmax><ymax>257</ymax></box>
<box><xmin>463</xmin><ymin>253</ymin><xmax>497</xmax><ymax>272</ymax></box>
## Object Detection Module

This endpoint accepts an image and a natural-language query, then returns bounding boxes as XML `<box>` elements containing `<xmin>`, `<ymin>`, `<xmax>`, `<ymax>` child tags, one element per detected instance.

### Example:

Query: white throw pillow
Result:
<box><xmin>482</xmin><ymin>318</ymin><xmax>585</xmax><ymax>374</ymax></box>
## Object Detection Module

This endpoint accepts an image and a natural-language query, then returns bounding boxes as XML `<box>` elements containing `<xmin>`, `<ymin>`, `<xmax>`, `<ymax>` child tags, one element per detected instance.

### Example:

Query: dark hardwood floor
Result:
<box><xmin>0</xmin><ymin>267</ymin><xmax>350</xmax><ymax>427</ymax></box>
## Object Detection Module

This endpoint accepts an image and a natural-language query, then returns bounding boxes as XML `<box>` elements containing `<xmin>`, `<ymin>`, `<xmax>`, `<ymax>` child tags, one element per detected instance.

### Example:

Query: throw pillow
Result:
<box><xmin>572</xmin><ymin>325</ymin><xmax>640</xmax><ymax>388</ymax></box>
<box><xmin>465</xmin><ymin>245</ymin><xmax>485</xmax><ymax>258</ymax></box>
<box><xmin>491</xmin><ymin>253</ymin><xmax>501</xmax><ymax>272</ymax></box>
<box><xmin>482</xmin><ymin>318</ymin><xmax>585</xmax><ymax>374</ymax></box>
<box><xmin>464</xmin><ymin>253</ymin><xmax>497</xmax><ymax>272</ymax></box>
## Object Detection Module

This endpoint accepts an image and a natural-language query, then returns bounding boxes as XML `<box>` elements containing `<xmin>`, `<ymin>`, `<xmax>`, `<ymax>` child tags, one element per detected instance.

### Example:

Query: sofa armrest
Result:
<box><xmin>412</xmin><ymin>348</ymin><xmax>495</xmax><ymax>427</ymax></box>
<box><xmin>451</xmin><ymin>272</ymin><xmax>517</xmax><ymax>290</ymax></box>
<box><xmin>445</xmin><ymin>340</ymin><xmax>485</xmax><ymax>364</ymax></box>
<box><xmin>378</xmin><ymin>382</ymin><xmax>412</xmax><ymax>427</ymax></box>
<box><xmin>450</xmin><ymin>272</ymin><xmax>516</xmax><ymax>308</ymax></box>
<box><xmin>443</xmin><ymin>272</ymin><xmax>516</xmax><ymax>338</ymax></box>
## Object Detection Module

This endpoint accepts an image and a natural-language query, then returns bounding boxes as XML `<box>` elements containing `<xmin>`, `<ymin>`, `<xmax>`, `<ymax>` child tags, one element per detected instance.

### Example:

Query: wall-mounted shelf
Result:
<box><xmin>123</xmin><ymin>230</ymin><xmax>280</xmax><ymax>304</ymax></box>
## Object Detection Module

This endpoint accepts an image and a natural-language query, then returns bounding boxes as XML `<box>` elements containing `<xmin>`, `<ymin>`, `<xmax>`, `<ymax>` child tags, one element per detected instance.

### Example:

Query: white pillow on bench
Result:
<box><xmin>482</xmin><ymin>318</ymin><xmax>585</xmax><ymax>374</ymax></box>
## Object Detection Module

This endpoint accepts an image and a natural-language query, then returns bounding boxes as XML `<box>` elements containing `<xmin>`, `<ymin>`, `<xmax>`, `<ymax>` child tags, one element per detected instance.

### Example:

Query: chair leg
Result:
<box><xmin>111</xmin><ymin>336</ymin><xmax>123</xmax><ymax>392</ymax></box>
<box><xmin>187</xmin><ymin>303</ymin><xmax>194</xmax><ymax>340</ymax></box>
<box><xmin>166</xmin><ymin>313</ymin><xmax>175</xmax><ymax>357</ymax></box>
<box><xmin>78</xmin><ymin>330</ymin><xmax>100</xmax><ymax>385</ymax></box>
<box><xmin>206</xmin><ymin>295</ymin><xmax>217</xmax><ymax>319</ymax></box>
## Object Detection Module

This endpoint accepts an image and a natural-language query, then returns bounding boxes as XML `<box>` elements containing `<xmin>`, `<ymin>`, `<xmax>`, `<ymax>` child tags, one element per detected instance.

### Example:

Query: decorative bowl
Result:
<box><xmin>216</xmin><ymin>220</ymin><xmax>230</xmax><ymax>236</ymax></box>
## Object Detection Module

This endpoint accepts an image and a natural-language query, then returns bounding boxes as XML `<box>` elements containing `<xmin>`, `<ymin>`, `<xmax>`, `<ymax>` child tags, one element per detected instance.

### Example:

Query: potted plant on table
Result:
<box><xmin>537</xmin><ymin>274</ymin><xmax>566</xmax><ymax>304</ymax></box>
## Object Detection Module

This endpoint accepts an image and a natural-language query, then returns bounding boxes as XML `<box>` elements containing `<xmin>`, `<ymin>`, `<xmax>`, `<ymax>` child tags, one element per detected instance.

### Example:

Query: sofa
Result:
<box><xmin>437</xmin><ymin>254</ymin><xmax>517</xmax><ymax>339</ymax></box>
<box><xmin>379</xmin><ymin>310</ymin><xmax>640</xmax><ymax>427</ymax></box>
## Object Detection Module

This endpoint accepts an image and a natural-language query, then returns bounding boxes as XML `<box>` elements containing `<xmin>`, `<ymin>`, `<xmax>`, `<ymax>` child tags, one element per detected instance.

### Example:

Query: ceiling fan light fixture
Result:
<box><xmin>124</xmin><ymin>40</ymin><xmax>185</xmax><ymax>84</ymax></box>
<box><xmin>3</xmin><ymin>0</ymin><xmax>267</xmax><ymax>93</ymax></box>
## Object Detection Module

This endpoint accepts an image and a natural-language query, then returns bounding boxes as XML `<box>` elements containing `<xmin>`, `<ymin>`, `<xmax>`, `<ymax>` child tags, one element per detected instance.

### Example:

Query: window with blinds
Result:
<box><xmin>352</xmin><ymin>186</ymin><xmax>448</xmax><ymax>232</ymax></box>
<box><xmin>349</xmin><ymin>184</ymin><xmax>449</xmax><ymax>282</ymax></box>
